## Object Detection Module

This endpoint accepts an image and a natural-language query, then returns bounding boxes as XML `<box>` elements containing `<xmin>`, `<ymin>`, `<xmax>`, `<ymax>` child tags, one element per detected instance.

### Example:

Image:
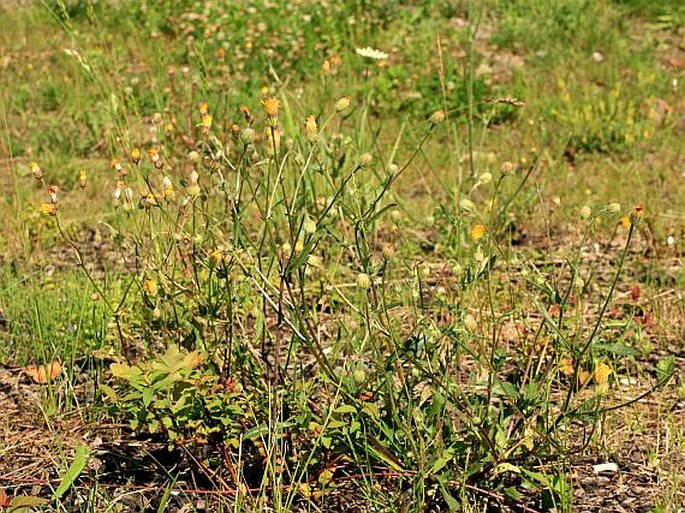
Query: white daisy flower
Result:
<box><xmin>355</xmin><ymin>47</ymin><xmax>389</xmax><ymax>60</ymax></box>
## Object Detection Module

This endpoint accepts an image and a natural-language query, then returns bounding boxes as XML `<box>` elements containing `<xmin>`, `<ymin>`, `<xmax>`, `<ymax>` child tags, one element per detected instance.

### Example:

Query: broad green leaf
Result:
<box><xmin>53</xmin><ymin>446</ymin><xmax>90</xmax><ymax>500</ymax></box>
<box><xmin>439</xmin><ymin>484</ymin><xmax>459</xmax><ymax>511</ymax></box>
<box><xmin>99</xmin><ymin>384</ymin><xmax>119</xmax><ymax>402</ymax></box>
<box><xmin>334</xmin><ymin>404</ymin><xmax>357</xmax><ymax>414</ymax></box>
<box><xmin>8</xmin><ymin>496</ymin><xmax>49</xmax><ymax>511</ymax></box>
<box><xmin>603</xmin><ymin>343</ymin><xmax>640</xmax><ymax>357</ymax></box>
<box><xmin>110</xmin><ymin>362</ymin><xmax>142</xmax><ymax>381</ymax></box>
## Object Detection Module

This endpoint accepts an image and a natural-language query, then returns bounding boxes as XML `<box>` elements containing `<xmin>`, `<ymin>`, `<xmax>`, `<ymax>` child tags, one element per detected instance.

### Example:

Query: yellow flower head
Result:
<box><xmin>78</xmin><ymin>170</ymin><xmax>87</xmax><ymax>189</ymax></box>
<box><xmin>470</xmin><ymin>223</ymin><xmax>486</xmax><ymax>241</ymax></box>
<box><xmin>198</xmin><ymin>102</ymin><xmax>209</xmax><ymax>116</ymax></box>
<box><xmin>201</xmin><ymin>113</ymin><xmax>213</xmax><ymax>135</ymax></box>
<box><xmin>30</xmin><ymin>162</ymin><xmax>43</xmax><ymax>181</ymax></box>
<box><xmin>209</xmin><ymin>249</ymin><xmax>223</xmax><ymax>267</ymax></box>
<box><xmin>143</xmin><ymin>279</ymin><xmax>158</xmax><ymax>298</ymax></box>
<box><xmin>40</xmin><ymin>203</ymin><xmax>58</xmax><ymax>216</ymax></box>
<box><xmin>261</xmin><ymin>96</ymin><xmax>280</xmax><ymax>119</ymax></box>
<box><xmin>131</xmin><ymin>147</ymin><xmax>141</xmax><ymax>165</ymax></box>
<box><xmin>594</xmin><ymin>362</ymin><xmax>612</xmax><ymax>385</ymax></box>
<box><xmin>304</xmin><ymin>115</ymin><xmax>318</xmax><ymax>143</ymax></box>
<box><xmin>139</xmin><ymin>192</ymin><xmax>157</xmax><ymax>209</ymax></box>
<box><xmin>162</xmin><ymin>176</ymin><xmax>174</xmax><ymax>200</ymax></box>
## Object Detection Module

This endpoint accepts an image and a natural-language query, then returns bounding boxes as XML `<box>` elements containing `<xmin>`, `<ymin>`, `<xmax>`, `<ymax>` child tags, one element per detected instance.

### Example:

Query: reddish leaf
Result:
<box><xmin>25</xmin><ymin>361</ymin><xmax>62</xmax><ymax>384</ymax></box>
<box><xmin>0</xmin><ymin>487</ymin><xmax>9</xmax><ymax>508</ymax></box>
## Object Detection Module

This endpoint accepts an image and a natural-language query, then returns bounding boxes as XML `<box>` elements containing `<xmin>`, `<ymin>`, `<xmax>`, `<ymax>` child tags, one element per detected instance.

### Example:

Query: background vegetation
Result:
<box><xmin>0</xmin><ymin>0</ymin><xmax>683</xmax><ymax>511</ymax></box>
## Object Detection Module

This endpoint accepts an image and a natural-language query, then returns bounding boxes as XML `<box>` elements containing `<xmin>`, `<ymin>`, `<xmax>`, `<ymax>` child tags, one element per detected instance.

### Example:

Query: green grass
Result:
<box><xmin>0</xmin><ymin>1</ymin><xmax>684</xmax><ymax>511</ymax></box>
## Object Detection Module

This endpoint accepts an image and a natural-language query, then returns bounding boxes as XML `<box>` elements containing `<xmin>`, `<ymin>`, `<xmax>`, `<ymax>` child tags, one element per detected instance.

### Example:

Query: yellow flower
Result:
<box><xmin>201</xmin><ymin>113</ymin><xmax>213</xmax><ymax>135</ymax></box>
<box><xmin>198</xmin><ymin>102</ymin><xmax>209</xmax><ymax>116</ymax></box>
<box><xmin>294</xmin><ymin>238</ymin><xmax>304</xmax><ymax>254</ymax></box>
<box><xmin>139</xmin><ymin>192</ymin><xmax>157</xmax><ymax>209</ymax></box>
<box><xmin>594</xmin><ymin>362</ymin><xmax>612</xmax><ymax>385</ymax></box>
<box><xmin>78</xmin><ymin>170</ymin><xmax>87</xmax><ymax>189</ymax></box>
<box><xmin>620</xmin><ymin>216</ymin><xmax>631</xmax><ymax>229</ymax></box>
<box><xmin>261</xmin><ymin>96</ymin><xmax>280</xmax><ymax>119</ymax></box>
<box><xmin>304</xmin><ymin>115</ymin><xmax>318</xmax><ymax>143</ymax></box>
<box><xmin>143</xmin><ymin>279</ymin><xmax>158</xmax><ymax>298</ymax></box>
<box><xmin>30</xmin><ymin>162</ymin><xmax>43</xmax><ymax>181</ymax></box>
<box><xmin>470</xmin><ymin>223</ymin><xmax>486</xmax><ymax>241</ymax></box>
<box><xmin>40</xmin><ymin>203</ymin><xmax>58</xmax><ymax>216</ymax></box>
<box><xmin>209</xmin><ymin>249</ymin><xmax>223</xmax><ymax>267</ymax></box>
<box><xmin>162</xmin><ymin>176</ymin><xmax>174</xmax><ymax>200</ymax></box>
<box><xmin>131</xmin><ymin>147</ymin><xmax>141</xmax><ymax>165</ymax></box>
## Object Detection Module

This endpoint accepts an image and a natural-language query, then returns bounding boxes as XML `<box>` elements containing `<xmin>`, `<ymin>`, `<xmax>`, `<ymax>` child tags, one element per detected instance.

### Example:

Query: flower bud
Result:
<box><xmin>356</xmin><ymin>272</ymin><xmax>371</xmax><ymax>290</ymax></box>
<box><xmin>464</xmin><ymin>314</ymin><xmax>478</xmax><ymax>332</ymax></box>
<box><xmin>335</xmin><ymin>96</ymin><xmax>351</xmax><ymax>112</ymax></box>
<box><xmin>188</xmin><ymin>150</ymin><xmax>201</xmax><ymax>164</ymax></box>
<box><xmin>500</xmin><ymin>161</ymin><xmax>514</xmax><ymax>176</ymax></box>
<box><xmin>359</xmin><ymin>152</ymin><xmax>373</xmax><ymax>167</ymax></box>
<box><xmin>459</xmin><ymin>198</ymin><xmax>476</xmax><ymax>212</ymax></box>
<box><xmin>580</xmin><ymin>205</ymin><xmax>592</xmax><ymax>220</ymax></box>
<box><xmin>606</xmin><ymin>203</ymin><xmax>621</xmax><ymax>215</ymax></box>
<box><xmin>386</xmin><ymin>162</ymin><xmax>400</xmax><ymax>175</ymax></box>
<box><xmin>430</xmin><ymin>110</ymin><xmax>446</xmax><ymax>124</ymax></box>
<box><xmin>240</xmin><ymin>127</ymin><xmax>256</xmax><ymax>145</ymax></box>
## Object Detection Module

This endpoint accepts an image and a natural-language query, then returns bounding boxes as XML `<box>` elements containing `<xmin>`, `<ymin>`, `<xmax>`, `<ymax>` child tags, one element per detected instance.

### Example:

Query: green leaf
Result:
<box><xmin>244</xmin><ymin>423</ymin><xmax>270</xmax><ymax>440</ymax></box>
<box><xmin>656</xmin><ymin>355</ymin><xmax>675</xmax><ymax>381</ymax></box>
<box><xmin>142</xmin><ymin>387</ymin><xmax>155</xmax><ymax>408</ymax></box>
<box><xmin>53</xmin><ymin>446</ymin><xmax>90</xmax><ymax>500</ymax></box>
<box><xmin>603</xmin><ymin>343</ymin><xmax>640</xmax><ymax>357</ymax></box>
<box><xmin>334</xmin><ymin>404</ymin><xmax>357</xmax><ymax>414</ymax></box>
<box><xmin>8</xmin><ymin>496</ymin><xmax>50</xmax><ymax>511</ymax></box>
<box><xmin>99</xmin><ymin>384</ymin><xmax>119</xmax><ymax>402</ymax></box>
<box><xmin>503</xmin><ymin>486</ymin><xmax>523</xmax><ymax>501</ymax></box>
<box><xmin>430</xmin><ymin>452</ymin><xmax>453</xmax><ymax>474</ymax></box>
<box><xmin>110</xmin><ymin>362</ymin><xmax>142</xmax><ymax>381</ymax></box>
<box><xmin>439</xmin><ymin>484</ymin><xmax>459</xmax><ymax>511</ymax></box>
